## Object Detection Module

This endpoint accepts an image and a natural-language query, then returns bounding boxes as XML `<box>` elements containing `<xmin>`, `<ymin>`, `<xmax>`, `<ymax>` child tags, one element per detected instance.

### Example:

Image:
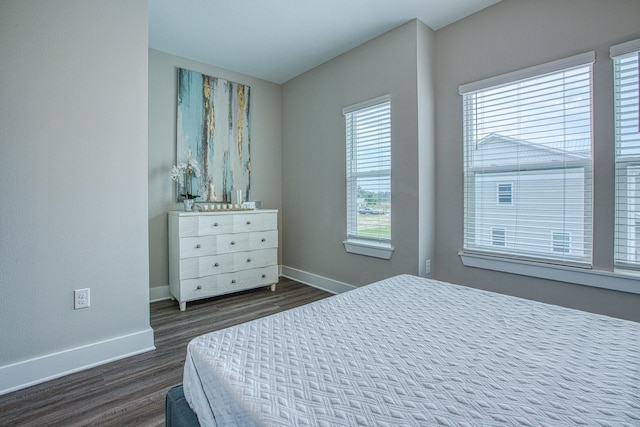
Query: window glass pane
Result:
<box><xmin>613</xmin><ymin>49</ymin><xmax>640</xmax><ymax>269</ymax></box>
<box><xmin>497</xmin><ymin>183</ymin><xmax>513</xmax><ymax>205</ymax></box>
<box><xmin>345</xmin><ymin>99</ymin><xmax>391</xmax><ymax>242</ymax></box>
<box><xmin>553</xmin><ymin>232</ymin><xmax>571</xmax><ymax>253</ymax></box>
<box><xmin>492</xmin><ymin>228</ymin><xmax>506</xmax><ymax>246</ymax></box>
<box><xmin>462</xmin><ymin>60</ymin><xmax>593</xmax><ymax>265</ymax></box>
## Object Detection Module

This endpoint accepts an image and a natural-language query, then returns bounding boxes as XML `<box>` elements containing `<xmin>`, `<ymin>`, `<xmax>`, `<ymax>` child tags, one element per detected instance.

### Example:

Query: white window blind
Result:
<box><xmin>344</xmin><ymin>96</ymin><xmax>391</xmax><ymax>243</ymax></box>
<box><xmin>461</xmin><ymin>54</ymin><xmax>594</xmax><ymax>266</ymax></box>
<box><xmin>612</xmin><ymin>39</ymin><xmax>640</xmax><ymax>270</ymax></box>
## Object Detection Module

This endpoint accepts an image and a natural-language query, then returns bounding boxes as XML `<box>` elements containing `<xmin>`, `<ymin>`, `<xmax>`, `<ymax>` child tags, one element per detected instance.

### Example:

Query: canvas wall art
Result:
<box><xmin>176</xmin><ymin>68</ymin><xmax>251</xmax><ymax>203</ymax></box>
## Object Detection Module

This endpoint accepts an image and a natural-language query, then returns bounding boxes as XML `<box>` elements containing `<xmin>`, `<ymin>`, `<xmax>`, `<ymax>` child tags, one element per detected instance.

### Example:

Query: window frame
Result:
<box><xmin>342</xmin><ymin>95</ymin><xmax>394</xmax><ymax>259</ymax></box>
<box><xmin>460</xmin><ymin>51</ymin><xmax>594</xmax><ymax>267</ymax></box>
<box><xmin>457</xmin><ymin>47</ymin><xmax>640</xmax><ymax>296</ymax></box>
<box><xmin>611</xmin><ymin>38</ymin><xmax>640</xmax><ymax>272</ymax></box>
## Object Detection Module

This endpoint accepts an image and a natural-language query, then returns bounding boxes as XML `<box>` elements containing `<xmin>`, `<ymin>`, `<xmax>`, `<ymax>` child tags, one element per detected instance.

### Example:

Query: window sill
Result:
<box><xmin>459</xmin><ymin>251</ymin><xmax>640</xmax><ymax>295</ymax></box>
<box><xmin>344</xmin><ymin>239</ymin><xmax>394</xmax><ymax>259</ymax></box>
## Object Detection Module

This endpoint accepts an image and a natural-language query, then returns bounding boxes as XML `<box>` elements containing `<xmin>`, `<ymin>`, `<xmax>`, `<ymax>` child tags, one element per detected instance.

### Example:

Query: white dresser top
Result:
<box><xmin>169</xmin><ymin>209</ymin><xmax>278</xmax><ymax>217</ymax></box>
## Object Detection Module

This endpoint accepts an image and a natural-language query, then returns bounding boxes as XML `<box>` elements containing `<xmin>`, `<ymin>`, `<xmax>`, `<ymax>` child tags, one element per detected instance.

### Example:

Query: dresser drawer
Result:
<box><xmin>175</xmin><ymin>216</ymin><xmax>199</xmax><ymax>237</ymax></box>
<box><xmin>215</xmin><ymin>266</ymin><xmax>279</xmax><ymax>295</ymax></box>
<box><xmin>179</xmin><ymin>230</ymin><xmax>278</xmax><ymax>258</ymax></box>
<box><xmin>179</xmin><ymin>235</ymin><xmax>220</xmax><ymax>258</ymax></box>
<box><xmin>215</xmin><ymin>233</ymin><xmax>250</xmax><ymax>253</ymax></box>
<box><xmin>232</xmin><ymin>248</ymin><xmax>277</xmax><ymax>271</ymax></box>
<box><xmin>198</xmin><ymin>215</ymin><xmax>234</xmax><ymax>235</ymax></box>
<box><xmin>248</xmin><ymin>230</ymin><xmax>278</xmax><ymax>250</ymax></box>
<box><xmin>175</xmin><ymin>212</ymin><xmax>276</xmax><ymax>237</ymax></box>
<box><xmin>178</xmin><ymin>252</ymin><xmax>235</xmax><ymax>279</ymax></box>
<box><xmin>179</xmin><ymin>248</ymin><xmax>277</xmax><ymax>279</ymax></box>
<box><xmin>232</xmin><ymin>213</ymin><xmax>277</xmax><ymax>233</ymax></box>
<box><xmin>180</xmin><ymin>265</ymin><xmax>278</xmax><ymax>301</ymax></box>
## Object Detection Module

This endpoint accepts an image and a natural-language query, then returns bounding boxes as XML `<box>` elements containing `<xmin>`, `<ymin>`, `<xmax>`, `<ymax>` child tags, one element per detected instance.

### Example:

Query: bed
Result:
<box><xmin>176</xmin><ymin>274</ymin><xmax>640</xmax><ymax>426</ymax></box>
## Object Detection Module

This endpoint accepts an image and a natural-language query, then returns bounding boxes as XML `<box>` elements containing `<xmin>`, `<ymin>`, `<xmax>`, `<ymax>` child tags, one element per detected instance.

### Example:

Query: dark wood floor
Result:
<box><xmin>0</xmin><ymin>278</ymin><xmax>331</xmax><ymax>426</ymax></box>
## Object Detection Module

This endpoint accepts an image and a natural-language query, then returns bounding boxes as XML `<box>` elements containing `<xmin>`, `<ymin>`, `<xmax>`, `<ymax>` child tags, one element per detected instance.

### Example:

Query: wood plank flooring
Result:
<box><xmin>0</xmin><ymin>278</ymin><xmax>331</xmax><ymax>426</ymax></box>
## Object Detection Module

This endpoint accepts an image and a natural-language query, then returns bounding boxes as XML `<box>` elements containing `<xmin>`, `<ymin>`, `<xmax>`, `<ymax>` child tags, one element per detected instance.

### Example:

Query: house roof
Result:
<box><xmin>472</xmin><ymin>133</ymin><xmax>591</xmax><ymax>168</ymax></box>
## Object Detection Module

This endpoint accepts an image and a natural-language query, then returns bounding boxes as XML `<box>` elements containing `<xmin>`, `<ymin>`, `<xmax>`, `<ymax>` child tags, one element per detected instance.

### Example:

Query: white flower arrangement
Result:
<box><xmin>171</xmin><ymin>149</ymin><xmax>201</xmax><ymax>199</ymax></box>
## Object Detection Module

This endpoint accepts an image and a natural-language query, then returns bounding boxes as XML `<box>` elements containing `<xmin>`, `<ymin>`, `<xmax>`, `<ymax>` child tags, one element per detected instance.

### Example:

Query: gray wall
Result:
<box><xmin>281</xmin><ymin>20</ymin><xmax>436</xmax><ymax>286</ymax></box>
<box><xmin>148</xmin><ymin>49</ymin><xmax>283</xmax><ymax>293</ymax></box>
<box><xmin>434</xmin><ymin>0</ymin><xmax>640</xmax><ymax>320</ymax></box>
<box><xmin>0</xmin><ymin>0</ymin><xmax>151</xmax><ymax>372</ymax></box>
<box><xmin>417</xmin><ymin>23</ymin><xmax>437</xmax><ymax>277</ymax></box>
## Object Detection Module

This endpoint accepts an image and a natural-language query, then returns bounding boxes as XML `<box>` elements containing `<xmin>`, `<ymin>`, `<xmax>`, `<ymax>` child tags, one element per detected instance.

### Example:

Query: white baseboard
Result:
<box><xmin>150</xmin><ymin>285</ymin><xmax>171</xmax><ymax>302</ymax></box>
<box><xmin>150</xmin><ymin>267</ymin><xmax>356</xmax><ymax>302</ymax></box>
<box><xmin>0</xmin><ymin>328</ymin><xmax>155</xmax><ymax>396</ymax></box>
<box><xmin>280</xmin><ymin>266</ymin><xmax>356</xmax><ymax>294</ymax></box>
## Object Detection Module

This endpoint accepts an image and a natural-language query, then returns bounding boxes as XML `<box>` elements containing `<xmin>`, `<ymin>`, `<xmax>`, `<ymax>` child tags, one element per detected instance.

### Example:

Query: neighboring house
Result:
<box><xmin>467</xmin><ymin>133</ymin><xmax>591</xmax><ymax>260</ymax></box>
<box><xmin>619</xmin><ymin>165</ymin><xmax>640</xmax><ymax>263</ymax></box>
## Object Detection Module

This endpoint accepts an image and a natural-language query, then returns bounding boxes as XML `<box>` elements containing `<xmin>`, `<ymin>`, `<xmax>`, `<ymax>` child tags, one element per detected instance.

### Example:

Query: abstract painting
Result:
<box><xmin>176</xmin><ymin>68</ymin><xmax>250</xmax><ymax>203</ymax></box>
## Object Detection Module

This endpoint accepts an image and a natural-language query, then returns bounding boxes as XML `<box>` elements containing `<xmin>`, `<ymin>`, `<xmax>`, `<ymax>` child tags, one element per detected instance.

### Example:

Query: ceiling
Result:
<box><xmin>148</xmin><ymin>0</ymin><xmax>502</xmax><ymax>84</ymax></box>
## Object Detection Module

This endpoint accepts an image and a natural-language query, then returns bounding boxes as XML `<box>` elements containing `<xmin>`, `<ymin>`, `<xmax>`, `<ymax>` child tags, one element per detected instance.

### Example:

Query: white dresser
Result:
<box><xmin>168</xmin><ymin>210</ymin><xmax>278</xmax><ymax>311</ymax></box>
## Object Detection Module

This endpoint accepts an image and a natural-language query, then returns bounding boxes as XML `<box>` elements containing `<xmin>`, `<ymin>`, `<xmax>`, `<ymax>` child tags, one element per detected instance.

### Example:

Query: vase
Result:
<box><xmin>183</xmin><ymin>199</ymin><xmax>195</xmax><ymax>212</ymax></box>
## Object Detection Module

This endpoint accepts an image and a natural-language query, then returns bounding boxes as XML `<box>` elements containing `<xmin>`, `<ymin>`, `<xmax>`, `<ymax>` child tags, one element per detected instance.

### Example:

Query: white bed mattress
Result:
<box><xmin>183</xmin><ymin>274</ymin><xmax>640</xmax><ymax>426</ymax></box>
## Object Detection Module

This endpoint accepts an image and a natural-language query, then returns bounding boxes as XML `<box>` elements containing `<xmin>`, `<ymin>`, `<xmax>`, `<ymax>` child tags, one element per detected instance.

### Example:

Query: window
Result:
<box><xmin>492</xmin><ymin>228</ymin><xmax>506</xmax><ymax>246</ymax></box>
<box><xmin>497</xmin><ymin>183</ymin><xmax>513</xmax><ymax>205</ymax></box>
<box><xmin>343</xmin><ymin>95</ymin><xmax>393</xmax><ymax>259</ymax></box>
<box><xmin>460</xmin><ymin>52</ymin><xmax>594</xmax><ymax>266</ymax></box>
<box><xmin>552</xmin><ymin>232</ymin><xmax>571</xmax><ymax>254</ymax></box>
<box><xmin>612</xmin><ymin>39</ymin><xmax>640</xmax><ymax>270</ymax></box>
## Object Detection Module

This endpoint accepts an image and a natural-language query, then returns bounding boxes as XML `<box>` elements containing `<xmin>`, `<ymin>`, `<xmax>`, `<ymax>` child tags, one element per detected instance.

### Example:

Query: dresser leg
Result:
<box><xmin>179</xmin><ymin>301</ymin><xmax>187</xmax><ymax>311</ymax></box>
<box><xmin>270</xmin><ymin>284</ymin><xmax>276</xmax><ymax>292</ymax></box>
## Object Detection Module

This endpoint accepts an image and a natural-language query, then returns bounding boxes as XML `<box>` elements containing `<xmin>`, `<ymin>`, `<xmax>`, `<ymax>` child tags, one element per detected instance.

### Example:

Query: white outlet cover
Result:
<box><xmin>74</xmin><ymin>288</ymin><xmax>90</xmax><ymax>309</ymax></box>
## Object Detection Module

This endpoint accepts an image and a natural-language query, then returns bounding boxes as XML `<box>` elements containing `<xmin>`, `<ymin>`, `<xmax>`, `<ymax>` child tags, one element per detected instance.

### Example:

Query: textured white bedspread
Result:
<box><xmin>183</xmin><ymin>274</ymin><xmax>640</xmax><ymax>426</ymax></box>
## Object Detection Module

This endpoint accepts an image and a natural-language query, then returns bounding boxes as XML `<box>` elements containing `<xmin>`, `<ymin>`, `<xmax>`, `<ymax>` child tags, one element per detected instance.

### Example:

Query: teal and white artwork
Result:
<box><xmin>176</xmin><ymin>68</ymin><xmax>251</xmax><ymax>203</ymax></box>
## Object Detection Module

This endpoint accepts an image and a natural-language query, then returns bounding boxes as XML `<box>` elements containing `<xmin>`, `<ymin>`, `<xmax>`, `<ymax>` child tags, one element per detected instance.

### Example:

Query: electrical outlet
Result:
<box><xmin>425</xmin><ymin>259</ymin><xmax>431</xmax><ymax>275</ymax></box>
<box><xmin>74</xmin><ymin>288</ymin><xmax>90</xmax><ymax>309</ymax></box>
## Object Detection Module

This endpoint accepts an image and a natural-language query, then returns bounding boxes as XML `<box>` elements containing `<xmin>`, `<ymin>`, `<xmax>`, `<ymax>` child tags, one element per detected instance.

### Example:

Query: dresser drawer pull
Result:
<box><xmin>213</xmin><ymin>222</ymin><xmax>219</xmax><ymax>227</ymax></box>
<box><xmin>261</xmin><ymin>238</ymin><xmax>266</xmax><ymax>242</ymax></box>
<box><xmin>196</xmin><ymin>244</ymin><xmax>201</xmax><ymax>249</ymax></box>
<box><xmin>214</xmin><ymin>262</ymin><xmax>219</xmax><ymax>267</ymax></box>
<box><xmin>231</xmin><ymin>279</ymin><xmax>236</xmax><ymax>284</ymax></box>
<box><xmin>261</xmin><ymin>274</ymin><xmax>266</xmax><ymax>278</ymax></box>
<box><xmin>196</xmin><ymin>285</ymin><xmax>202</xmax><ymax>290</ymax></box>
<box><xmin>230</xmin><ymin>241</ymin><xmax>236</xmax><ymax>246</ymax></box>
<box><xmin>246</xmin><ymin>258</ymin><xmax>251</xmax><ymax>263</ymax></box>
<box><xmin>246</xmin><ymin>221</ymin><xmax>251</xmax><ymax>225</ymax></box>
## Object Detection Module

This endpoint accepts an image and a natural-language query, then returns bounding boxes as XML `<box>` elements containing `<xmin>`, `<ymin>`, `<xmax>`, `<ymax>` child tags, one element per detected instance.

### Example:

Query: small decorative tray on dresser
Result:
<box><xmin>168</xmin><ymin>209</ymin><xmax>278</xmax><ymax>311</ymax></box>
<box><xmin>194</xmin><ymin>202</ymin><xmax>255</xmax><ymax>212</ymax></box>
